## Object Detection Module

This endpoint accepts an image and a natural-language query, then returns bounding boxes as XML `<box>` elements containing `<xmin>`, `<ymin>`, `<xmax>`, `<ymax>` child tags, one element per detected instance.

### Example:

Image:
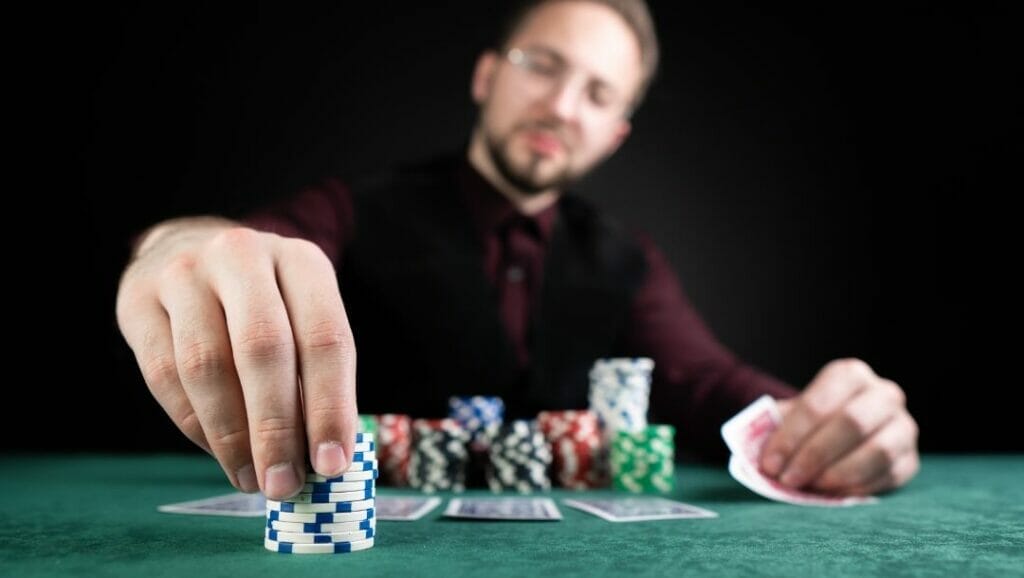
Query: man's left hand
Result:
<box><xmin>759</xmin><ymin>358</ymin><xmax>919</xmax><ymax>496</ymax></box>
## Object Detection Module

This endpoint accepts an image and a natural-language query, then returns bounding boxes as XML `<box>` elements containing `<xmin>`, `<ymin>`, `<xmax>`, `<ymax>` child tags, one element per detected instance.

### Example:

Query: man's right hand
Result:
<box><xmin>115</xmin><ymin>218</ymin><xmax>358</xmax><ymax>500</ymax></box>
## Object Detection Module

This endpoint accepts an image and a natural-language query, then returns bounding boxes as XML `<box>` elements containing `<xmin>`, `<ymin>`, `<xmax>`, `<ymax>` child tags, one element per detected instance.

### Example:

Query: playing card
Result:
<box><xmin>721</xmin><ymin>395</ymin><xmax>877</xmax><ymax>507</ymax></box>
<box><xmin>157</xmin><ymin>492</ymin><xmax>266</xmax><ymax>517</ymax></box>
<box><xmin>562</xmin><ymin>497</ymin><xmax>717</xmax><ymax>522</ymax></box>
<box><xmin>443</xmin><ymin>497</ymin><xmax>562</xmax><ymax>520</ymax></box>
<box><xmin>375</xmin><ymin>496</ymin><xmax>441</xmax><ymax>521</ymax></box>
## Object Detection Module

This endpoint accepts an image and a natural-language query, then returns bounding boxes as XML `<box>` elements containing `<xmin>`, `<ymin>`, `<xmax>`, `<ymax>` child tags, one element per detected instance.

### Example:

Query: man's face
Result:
<box><xmin>472</xmin><ymin>1</ymin><xmax>643</xmax><ymax>194</ymax></box>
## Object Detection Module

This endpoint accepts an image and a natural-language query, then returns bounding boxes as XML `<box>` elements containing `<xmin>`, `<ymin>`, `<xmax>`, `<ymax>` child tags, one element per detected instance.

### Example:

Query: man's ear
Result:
<box><xmin>471</xmin><ymin>51</ymin><xmax>499</xmax><ymax>104</ymax></box>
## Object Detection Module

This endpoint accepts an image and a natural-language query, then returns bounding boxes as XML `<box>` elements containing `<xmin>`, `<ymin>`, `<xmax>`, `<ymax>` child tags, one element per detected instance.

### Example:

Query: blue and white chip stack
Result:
<box><xmin>264</xmin><ymin>432</ymin><xmax>378</xmax><ymax>554</ymax></box>
<box><xmin>448</xmin><ymin>396</ymin><xmax>505</xmax><ymax>450</ymax></box>
<box><xmin>588</xmin><ymin>357</ymin><xmax>654</xmax><ymax>435</ymax></box>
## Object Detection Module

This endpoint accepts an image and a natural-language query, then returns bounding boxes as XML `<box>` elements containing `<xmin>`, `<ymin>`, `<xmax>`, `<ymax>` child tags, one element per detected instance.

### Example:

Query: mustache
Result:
<box><xmin>514</xmin><ymin>120</ymin><xmax>572</xmax><ymax>148</ymax></box>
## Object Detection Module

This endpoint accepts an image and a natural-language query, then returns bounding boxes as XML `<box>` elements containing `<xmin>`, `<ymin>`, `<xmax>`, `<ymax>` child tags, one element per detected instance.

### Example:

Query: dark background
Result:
<box><xmin>18</xmin><ymin>3</ymin><xmax>1016</xmax><ymax>452</ymax></box>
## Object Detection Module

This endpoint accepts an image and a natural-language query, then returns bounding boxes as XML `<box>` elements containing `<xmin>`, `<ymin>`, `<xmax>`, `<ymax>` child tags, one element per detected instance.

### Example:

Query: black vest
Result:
<box><xmin>340</xmin><ymin>157</ymin><xmax>648</xmax><ymax>419</ymax></box>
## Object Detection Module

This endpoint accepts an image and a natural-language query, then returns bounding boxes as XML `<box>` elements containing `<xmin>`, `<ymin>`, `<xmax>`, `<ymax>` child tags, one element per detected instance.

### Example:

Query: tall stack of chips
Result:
<box><xmin>375</xmin><ymin>414</ymin><xmax>412</xmax><ymax>486</ymax></box>
<box><xmin>264</xmin><ymin>432</ymin><xmax>377</xmax><ymax>554</ymax></box>
<box><xmin>408</xmin><ymin>418</ymin><xmax>471</xmax><ymax>493</ymax></box>
<box><xmin>486</xmin><ymin>420</ymin><xmax>553</xmax><ymax>493</ymax></box>
<box><xmin>588</xmin><ymin>357</ymin><xmax>655</xmax><ymax>486</ymax></box>
<box><xmin>537</xmin><ymin>410</ymin><xmax>604</xmax><ymax>489</ymax></box>
<box><xmin>609</xmin><ymin>425</ymin><xmax>676</xmax><ymax>493</ymax></box>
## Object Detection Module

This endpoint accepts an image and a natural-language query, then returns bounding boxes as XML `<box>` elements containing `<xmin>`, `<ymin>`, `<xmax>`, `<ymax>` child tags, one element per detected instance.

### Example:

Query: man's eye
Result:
<box><xmin>526</xmin><ymin>57</ymin><xmax>561</xmax><ymax>77</ymax></box>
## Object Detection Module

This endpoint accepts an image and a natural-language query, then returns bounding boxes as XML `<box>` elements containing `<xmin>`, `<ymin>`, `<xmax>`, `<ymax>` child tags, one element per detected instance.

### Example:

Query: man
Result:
<box><xmin>116</xmin><ymin>0</ymin><xmax>918</xmax><ymax>501</ymax></box>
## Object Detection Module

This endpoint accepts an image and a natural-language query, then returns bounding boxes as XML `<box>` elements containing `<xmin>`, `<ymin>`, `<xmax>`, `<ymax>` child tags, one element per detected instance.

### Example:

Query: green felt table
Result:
<box><xmin>1</xmin><ymin>455</ymin><xmax>1022</xmax><ymax>577</ymax></box>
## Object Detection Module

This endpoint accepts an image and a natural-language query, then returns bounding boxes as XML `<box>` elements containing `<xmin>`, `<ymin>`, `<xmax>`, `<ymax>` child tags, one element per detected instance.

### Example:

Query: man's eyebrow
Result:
<box><xmin>521</xmin><ymin>43</ymin><xmax>619</xmax><ymax>91</ymax></box>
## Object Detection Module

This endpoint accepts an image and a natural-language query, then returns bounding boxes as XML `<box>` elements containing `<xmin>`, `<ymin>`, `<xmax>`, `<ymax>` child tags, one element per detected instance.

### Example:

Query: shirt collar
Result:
<box><xmin>458</xmin><ymin>157</ymin><xmax>558</xmax><ymax>243</ymax></box>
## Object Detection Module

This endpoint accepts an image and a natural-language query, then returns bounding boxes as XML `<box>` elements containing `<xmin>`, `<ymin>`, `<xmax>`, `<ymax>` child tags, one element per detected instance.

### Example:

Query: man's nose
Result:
<box><xmin>541</xmin><ymin>77</ymin><xmax>584</xmax><ymax>123</ymax></box>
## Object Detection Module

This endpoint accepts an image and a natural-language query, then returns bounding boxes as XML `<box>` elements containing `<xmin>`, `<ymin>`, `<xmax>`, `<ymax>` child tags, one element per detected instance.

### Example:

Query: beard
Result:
<box><xmin>484</xmin><ymin>121</ymin><xmax>582</xmax><ymax>195</ymax></box>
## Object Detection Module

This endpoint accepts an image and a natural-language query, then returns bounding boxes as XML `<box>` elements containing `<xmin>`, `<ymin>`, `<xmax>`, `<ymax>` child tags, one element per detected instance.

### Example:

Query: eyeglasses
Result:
<box><xmin>503</xmin><ymin>46</ymin><xmax>632</xmax><ymax>118</ymax></box>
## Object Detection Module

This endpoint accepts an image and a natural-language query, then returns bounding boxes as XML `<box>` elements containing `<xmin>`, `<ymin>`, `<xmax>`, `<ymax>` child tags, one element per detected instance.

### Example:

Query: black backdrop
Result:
<box><xmin>21</xmin><ymin>2</ymin><xmax>1016</xmax><ymax>452</ymax></box>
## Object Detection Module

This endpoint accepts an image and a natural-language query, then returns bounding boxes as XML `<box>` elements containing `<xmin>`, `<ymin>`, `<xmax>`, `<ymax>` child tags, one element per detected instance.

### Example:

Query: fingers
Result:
<box><xmin>811</xmin><ymin>412</ymin><xmax>919</xmax><ymax>495</ymax></box>
<box><xmin>775</xmin><ymin>379</ymin><xmax>906</xmax><ymax>488</ymax></box>
<box><xmin>761</xmin><ymin>359</ymin><xmax>875</xmax><ymax>478</ymax></box>
<box><xmin>275</xmin><ymin>239</ymin><xmax>358</xmax><ymax>478</ymax></box>
<box><xmin>207</xmin><ymin>229</ymin><xmax>305</xmax><ymax>500</ymax></box>
<box><xmin>158</xmin><ymin>259</ymin><xmax>257</xmax><ymax>493</ymax></box>
<box><xmin>116</xmin><ymin>290</ymin><xmax>210</xmax><ymax>453</ymax></box>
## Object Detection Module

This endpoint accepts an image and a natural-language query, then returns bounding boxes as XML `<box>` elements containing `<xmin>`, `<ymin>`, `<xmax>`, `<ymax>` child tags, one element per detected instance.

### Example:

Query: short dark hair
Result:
<box><xmin>495</xmin><ymin>0</ymin><xmax>660</xmax><ymax>112</ymax></box>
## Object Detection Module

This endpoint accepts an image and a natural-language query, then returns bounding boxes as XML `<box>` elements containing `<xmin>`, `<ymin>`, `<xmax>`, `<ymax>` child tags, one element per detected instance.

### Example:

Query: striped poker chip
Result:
<box><xmin>448</xmin><ymin>396</ymin><xmax>504</xmax><ymax>449</ymax></box>
<box><xmin>538</xmin><ymin>410</ymin><xmax>606</xmax><ymax>489</ymax></box>
<box><xmin>486</xmin><ymin>419</ymin><xmax>552</xmax><ymax>493</ymax></box>
<box><xmin>375</xmin><ymin>414</ymin><xmax>412</xmax><ymax>487</ymax></box>
<box><xmin>610</xmin><ymin>425</ymin><xmax>676</xmax><ymax>493</ymax></box>
<box><xmin>286</xmin><ymin>488</ymin><xmax>375</xmax><ymax>503</ymax></box>
<box><xmin>588</xmin><ymin>357</ymin><xmax>653</xmax><ymax>434</ymax></box>
<box><xmin>267</xmin><ymin>517</ymin><xmax>377</xmax><ymax>534</ymax></box>
<box><xmin>301</xmin><ymin>479</ymin><xmax>374</xmax><ymax>493</ymax></box>
<box><xmin>349</xmin><ymin>450</ymin><xmax>376</xmax><ymax>462</ymax></box>
<box><xmin>266</xmin><ymin>497</ymin><xmax>375</xmax><ymax>513</ymax></box>
<box><xmin>264</xmin><ymin>536</ymin><xmax>375</xmax><ymax>554</ymax></box>
<box><xmin>408</xmin><ymin>418</ymin><xmax>470</xmax><ymax>493</ymax></box>
<box><xmin>358</xmin><ymin>414</ymin><xmax>378</xmax><ymax>434</ymax></box>
<box><xmin>265</xmin><ymin>527</ymin><xmax>374</xmax><ymax>544</ymax></box>
<box><xmin>306</xmin><ymin>461</ymin><xmax>378</xmax><ymax>481</ymax></box>
<box><xmin>302</xmin><ymin>469</ymin><xmax>377</xmax><ymax>484</ymax></box>
<box><xmin>266</xmin><ymin>508</ymin><xmax>374</xmax><ymax>523</ymax></box>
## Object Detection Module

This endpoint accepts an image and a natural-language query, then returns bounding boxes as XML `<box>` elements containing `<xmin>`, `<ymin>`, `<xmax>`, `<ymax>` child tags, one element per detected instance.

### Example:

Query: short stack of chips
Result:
<box><xmin>358</xmin><ymin>414</ymin><xmax>378</xmax><ymax>435</ymax></box>
<box><xmin>448</xmin><ymin>396</ymin><xmax>505</xmax><ymax>487</ymax></box>
<box><xmin>486</xmin><ymin>419</ymin><xmax>553</xmax><ymax>493</ymax></box>
<box><xmin>375</xmin><ymin>414</ymin><xmax>412</xmax><ymax>486</ymax></box>
<box><xmin>609</xmin><ymin>425</ymin><xmax>676</xmax><ymax>493</ymax></box>
<box><xmin>408</xmin><ymin>418</ymin><xmax>470</xmax><ymax>493</ymax></box>
<box><xmin>537</xmin><ymin>410</ymin><xmax>604</xmax><ymax>489</ymax></box>
<box><xmin>264</xmin><ymin>432</ymin><xmax>377</xmax><ymax>554</ymax></box>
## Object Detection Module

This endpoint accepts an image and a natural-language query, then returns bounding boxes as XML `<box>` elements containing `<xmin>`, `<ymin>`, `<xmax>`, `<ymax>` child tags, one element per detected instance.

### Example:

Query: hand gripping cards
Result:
<box><xmin>264</xmin><ymin>432</ymin><xmax>378</xmax><ymax>554</ymax></box>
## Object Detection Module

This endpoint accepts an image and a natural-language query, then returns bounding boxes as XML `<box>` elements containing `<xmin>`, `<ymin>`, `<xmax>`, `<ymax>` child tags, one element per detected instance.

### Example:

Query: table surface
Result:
<box><xmin>1</xmin><ymin>454</ymin><xmax>1022</xmax><ymax>578</ymax></box>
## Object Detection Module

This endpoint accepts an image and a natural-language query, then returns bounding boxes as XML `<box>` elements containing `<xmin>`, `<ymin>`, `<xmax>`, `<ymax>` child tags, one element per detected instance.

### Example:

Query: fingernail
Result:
<box><xmin>781</xmin><ymin>467</ymin><xmax>804</xmax><ymax>488</ymax></box>
<box><xmin>235</xmin><ymin>463</ymin><xmax>258</xmax><ymax>493</ymax></box>
<box><xmin>316</xmin><ymin>442</ymin><xmax>347</xmax><ymax>476</ymax></box>
<box><xmin>265</xmin><ymin>463</ymin><xmax>300</xmax><ymax>499</ymax></box>
<box><xmin>762</xmin><ymin>453</ymin><xmax>783</xmax><ymax>476</ymax></box>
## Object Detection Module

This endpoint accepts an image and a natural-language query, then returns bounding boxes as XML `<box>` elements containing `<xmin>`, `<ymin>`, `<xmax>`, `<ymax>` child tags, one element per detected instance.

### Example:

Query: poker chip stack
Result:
<box><xmin>588</xmin><ymin>357</ymin><xmax>654</xmax><ymax>434</ymax></box>
<box><xmin>537</xmin><ymin>410</ymin><xmax>604</xmax><ymax>489</ymax></box>
<box><xmin>588</xmin><ymin>357</ymin><xmax>655</xmax><ymax>486</ymax></box>
<box><xmin>486</xmin><ymin>419</ymin><xmax>553</xmax><ymax>493</ymax></box>
<box><xmin>408</xmin><ymin>418</ymin><xmax>471</xmax><ymax>493</ymax></box>
<box><xmin>264</xmin><ymin>432</ymin><xmax>378</xmax><ymax>554</ymax></box>
<box><xmin>448</xmin><ymin>396</ymin><xmax>505</xmax><ymax>487</ymax></box>
<box><xmin>375</xmin><ymin>414</ymin><xmax>412</xmax><ymax>486</ymax></box>
<box><xmin>609</xmin><ymin>425</ymin><xmax>676</xmax><ymax>493</ymax></box>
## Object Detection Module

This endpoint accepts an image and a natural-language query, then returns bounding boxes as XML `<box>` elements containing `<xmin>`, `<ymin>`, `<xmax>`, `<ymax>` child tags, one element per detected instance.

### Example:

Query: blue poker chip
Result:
<box><xmin>353</xmin><ymin>432</ymin><xmax>374</xmax><ymax>443</ymax></box>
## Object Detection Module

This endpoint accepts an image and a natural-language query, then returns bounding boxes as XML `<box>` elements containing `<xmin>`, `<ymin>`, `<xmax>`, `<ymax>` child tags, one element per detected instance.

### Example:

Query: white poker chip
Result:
<box><xmin>264</xmin><ymin>536</ymin><xmax>374</xmax><ymax>554</ymax></box>
<box><xmin>301</xmin><ymin>469</ymin><xmax>377</xmax><ymax>483</ymax></box>
<box><xmin>352</xmin><ymin>432</ymin><xmax>374</xmax><ymax>443</ymax></box>
<box><xmin>306</xmin><ymin>461</ymin><xmax>378</xmax><ymax>481</ymax></box>
<box><xmin>301</xmin><ymin>479</ymin><xmax>373</xmax><ymax>493</ymax></box>
<box><xmin>266</xmin><ymin>498</ymin><xmax>375</xmax><ymax>514</ymax></box>
<box><xmin>265</xmin><ymin>527</ymin><xmax>374</xmax><ymax>544</ymax></box>
<box><xmin>348</xmin><ymin>450</ymin><xmax>376</xmax><ymax>462</ymax></box>
<box><xmin>267</xmin><ymin>517</ymin><xmax>376</xmax><ymax>534</ymax></box>
<box><xmin>266</xmin><ymin>507</ymin><xmax>374</xmax><ymax>523</ymax></box>
<box><xmin>287</xmin><ymin>487</ymin><xmax>376</xmax><ymax>503</ymax></box>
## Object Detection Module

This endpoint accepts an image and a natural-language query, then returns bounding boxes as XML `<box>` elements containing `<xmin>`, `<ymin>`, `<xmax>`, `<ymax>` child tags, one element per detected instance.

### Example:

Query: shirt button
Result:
<box><xmin>506</xmin><ymin>266</ymin><xmax>524</xmax><ymax>282</ymax></box>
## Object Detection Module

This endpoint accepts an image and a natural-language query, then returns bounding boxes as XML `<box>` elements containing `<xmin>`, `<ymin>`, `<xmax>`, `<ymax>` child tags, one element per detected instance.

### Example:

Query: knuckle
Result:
<box><xmin>797</xmin><ymin>445</ymin><xmax>826</xmax><ymax>470</ymax></box>
<box><xmin>829</xmin><ymin>357</ymin><xmax>872</xmax><ymax>378</ymax></box>
<box><xmin>303</xmin><ymin>321</ymin><xmax>354</xmax><ymax>353</ymax></box>
<box><xmin>251</xmin><ymin>417</ymin><xmax>301</xmax><ymax>448</ymax></box>
<box><xmin>881</xmin><ymin>379</ymin><xmax>907</xmax><ymax>405</ymax></box>
<box><xmin>206</xmin><ymin>425</ymin><xmax>250</xmax><ymax>451</ymax></box>
<box><xmin>178</xmin><ymin>341</ymin><xmax>228</xmax><ymax>381</ymax></box>
<box><xmin>211</xmin><ymin>227</ymin><xmax>263</xmax><ymax>254</ymax></box>
<box><xmin>237</xmin><ymin>322</ymin><xmax>292</xmax><ymax>362</ymax></box>
<box><xmin>838</xmin><ymin>408</ymin><xmax>872</xmax><ymax>438</ymax></box>
<box><xmin>141</xmin><ymin>353</ymin><xmax>179</xmax><ymax>389</ymax></box>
